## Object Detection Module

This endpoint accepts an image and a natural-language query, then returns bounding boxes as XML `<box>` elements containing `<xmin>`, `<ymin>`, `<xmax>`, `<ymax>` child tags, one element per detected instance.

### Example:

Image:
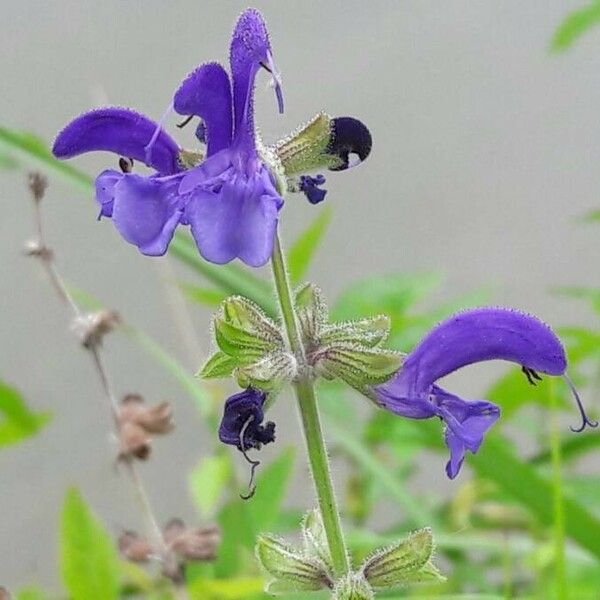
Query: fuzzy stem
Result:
<box><xmin>550</xmin><ymin>379</ymin><xmax>568</xmax><ymax>600</ymax></box>
<box><xmin>271</xmin><ymin>232</ymin><xmax>350</xmax><ymax>578</ymax></box>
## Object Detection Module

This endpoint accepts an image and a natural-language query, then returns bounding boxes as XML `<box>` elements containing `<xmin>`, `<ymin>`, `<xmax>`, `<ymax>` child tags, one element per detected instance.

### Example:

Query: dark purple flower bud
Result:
<box><xmin>299</xmin><ymin>174</ymin><xmax>327</xmax><ymax>204</ymax></box>
<box><xmin>327</xmin><ymin>117</ymin><xmax>372</xmax><ymax>171</ymax></box>
<box><xmin>375</xmin><ymin>307</ymin><xmax>597</xmax><ymax>478</ymax></box>
<box><xmin>218</xmin><ymin>387</ymin><xmax>275</xmax><ymax>451</ymax></box>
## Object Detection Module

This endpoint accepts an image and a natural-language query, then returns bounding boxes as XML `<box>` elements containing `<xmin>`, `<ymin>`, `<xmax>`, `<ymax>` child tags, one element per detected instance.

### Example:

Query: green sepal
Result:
<box><xmin>273</xmin><ymin>113</ymin><xmax>341</xmax><ymax>176</ymax></box>
<box><xmin>255</xmin><ymin>534</ymin><xmax>332</xmax><ymax>595</ymax></box>
<box><xmin>361</xmin><ymin>528</ymin><xmax>445</xmax><ymax>590</ymax></box>
<box><xmin>222</xmin><ymin>296</ymin><xmax>282</xmax><ymax>343</ymax></box>
<box><xmin>295</xmin><ymin>283</ymin><xmax>328</xmax><ymax>344</ymax></box>
<box><xmin>301</xmin><ymin>509</ymin><xmax>333</xmax><ymax>574</ymax></box>
<box><xmin>314</xmin><ymin>344</ymin><xmax>403</xmax><ymax>386</ymax></box>
<box><xmin>213</xmin><ymin>318</ymin><xmax>278</xmax><ymax>363</ymax></box>
<box><xmin>235</xmin><ymin>351</ymin><xmax>297</xmax><ymax>391</ymax></box>
<box><xmin>197</xmin><ymin>351</ymin><xmax>237</xmax><ymax>379</ymax></box>
<box><xmin>332</xmin><ymin>573</ymin><xmax>374</xmax><ymax>600</ymax></box>
<box><xmin>321</xmin><ymin>315</ymin><xmax>391</xmax><ymax>348</ymax></box>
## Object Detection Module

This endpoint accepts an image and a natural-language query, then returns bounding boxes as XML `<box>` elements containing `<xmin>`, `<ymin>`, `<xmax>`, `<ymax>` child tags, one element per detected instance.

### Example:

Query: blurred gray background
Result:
<box><xmin>2</xmin><ymin>0</ymin><xmax>600</xmax><ymax>589</ymax></box>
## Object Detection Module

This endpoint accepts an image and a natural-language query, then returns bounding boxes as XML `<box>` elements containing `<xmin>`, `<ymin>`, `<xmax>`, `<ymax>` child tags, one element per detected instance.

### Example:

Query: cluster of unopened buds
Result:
<box><xmin>119</xmin><ymin>518</ymin><xmax>220</xmax><ymax>582</ymax></box>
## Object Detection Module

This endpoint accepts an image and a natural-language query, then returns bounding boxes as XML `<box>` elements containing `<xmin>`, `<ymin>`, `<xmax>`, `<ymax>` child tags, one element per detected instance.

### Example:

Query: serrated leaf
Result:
<box><xmin>551</xmin><ymin>0</ymin><xmax>600</xmax><ymax>51</ymax></box>
<box><xmin>190</xmin><ymin>454</ymin><xmax>232</xmax><ymax>519</ymax></box>
<box><xmin>255</xmin><ymin>535</ymin><xmax>330</xmax><ymax>592</ymax></box>
<box><xmin>0</xmin><ymin>381</ymin><xmax>51</xmax><ymax>448</ymax></box>
<box><xmin>362</xmin><ymin>528</ymin><xmax>434</xmax><ymax>589</ymax></box>
<box><xmin>199</xmin><ymin>351</ymin><xmax>237</xmax><ymax>379</ymax></box>
<box><xmin>288</xmin><ymin>207</ymin><xmax>333</xmax><ymax>285</ymax></box>
<box><xmin>60</xmin><ymin>488</ymin><xmax>120</xmax><ymax>600</ymax></box>
<box><xmin>180</xmin><ymin>283</ymin><xmax>227</xmax><ymax>308</ymax></box>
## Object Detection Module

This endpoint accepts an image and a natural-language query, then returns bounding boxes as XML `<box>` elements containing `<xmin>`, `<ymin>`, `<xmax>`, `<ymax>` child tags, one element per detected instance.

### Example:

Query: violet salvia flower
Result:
<box><xmin>374</xmin><ymin>307</ymin><xmax>597</xmax><ymax>479</ymax></box>
<box><xmin>218</xmin><ymin>387</ymin><xmax>276</xmax><ymax>451</ymax></box>
<box><xmin>52</xmin><ymin>9</ymin><xmax>371</xmax><ymax>267</ymax></box>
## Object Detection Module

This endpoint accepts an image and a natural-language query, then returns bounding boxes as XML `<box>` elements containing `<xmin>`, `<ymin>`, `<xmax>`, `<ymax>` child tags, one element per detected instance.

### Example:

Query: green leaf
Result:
<box><xmin>199</xmin><ymin>351</ymin><xmax>237</xmax><ymax>379</ymax></box>
<box><xmin>60</xmin><ymin>488</ymin><xmax>120</xmax><ymax>600</ymax></box>
<box><xmin>125</xmin><ymin>326</ymin><xmax>213</xmax><ymax>420</ymax></box>
<box><xmin>15</xmin><ymin>588</ymin><xmax>48</xmax><ymax>600</ymax></box>
<box><xmin>188</xmin><ymin>577</ymin><xmax>265</xmax><ymax>600</ymax></box>
<box><xmin>0</xmin><ymin>126</ymin><xmax>93</xmax><ymax>192</ymax></box>
<box><xmin>302</xmin><ymin>509</ymin><xmax>333</xmax><ymax>573</ymax></box>
<box><xmin>287</xmin><ymin>207</ymin><xmax>332</xmax><ymax>285</ymax></box>
<box><xmin>180</xmin><ymin>283</ymin><xmax>227</xmax><ymax>308</ymax></box>
<box><xmin>169</xmin><ymin>234</ymin><xmax>277</xmax><ymax>317</ymax></box>
<box><xmin>0</xmin><ymin>381</ymin><xmax>51</xmax><ymax>448</ymax></box>
<box><xmin>190</xmin><ymin>453</ymin><xmax>232</xmax><ymax>519</ymax></box>
<box><xmin>531</xmin><ymin>430</ymin><xmax>600</xmax><ymax>464</ymax></box>
<box><xmin>551</xmin><ymin>1</ymin><xmax>600</xmax><ymax>52</ymax></box>
<box><xmin>321</xmin><ymin>315</ymin><xmax>391</xmax><ymax>348</ymax></box>
<box><xmin>214</xmin><ymin>318</ymin><xmax>277</xmax><ymax>361</ymax></box>
<box><xmin>471</xmin><ymin>434</ymin><xmax>600</xmax><ymax>560</ymax></box>
<box><xmin>247</xmin><ymin>447</ymin><xmax>297</xmax><ymax>532</ymax></box>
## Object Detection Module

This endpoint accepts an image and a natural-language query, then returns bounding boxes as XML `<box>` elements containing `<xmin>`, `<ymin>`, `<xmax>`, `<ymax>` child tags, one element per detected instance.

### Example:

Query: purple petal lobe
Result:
<box><xmin>95</xmin><ymin>169</ymin><xmax>122</xmax><ymax>218</ymax></box>
<box><xmin>178</xmin><ymin>151</ymin><xmax>233</xmax><ymax>195</ymax></box>
<box><xmin>299</xmin><ymin>174</ymin><xmax>327</xmax><ymax>204</ymax></box>
<box><xmin>328</xmin><ymin>117</ymin><xmax>372</xmax><ymax>171</ymax></box>
<box><xmin>53</xmin><ymin>107</ymin><xmax>181</xmax><ymax>174</ymax></box>
<box><xmin>173</xmin><ymin>62</ymin><xmax>233</xmax><ymax>156</ymax></box>
<box><xmin>230</xmin><ymin>9</ymin><xmax>278</xmax><ymax>147</ymax></box>
<box><xmin>384</xmin><ymin>307</ymin><xmax>567</xmax><ymax>399</ymax></box>
<box><xmin>111</xmin><ymin>174</ymin><xmax>184</xmax><ymax>256</ymax></box>
<box><xmin>218</xmin><ymin>388</ymin><xmax>275</xmax><ymax>450</ymax></box>
<box><xmin>185</xmin><ymin>166</ymin><xmax>282</xmax><ymax>267</ymax></box>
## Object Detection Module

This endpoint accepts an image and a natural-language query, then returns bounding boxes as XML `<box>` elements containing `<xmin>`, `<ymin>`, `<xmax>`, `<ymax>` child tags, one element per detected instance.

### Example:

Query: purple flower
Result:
<box><xmin>218</xmin><ymin>388</ymin><xmax>276</xmax><ymax>451</ymax></box>
<box><xmin>374</xmin><ymin>307</ymin><xmax>597</xmax><ymax>479</ymax></box>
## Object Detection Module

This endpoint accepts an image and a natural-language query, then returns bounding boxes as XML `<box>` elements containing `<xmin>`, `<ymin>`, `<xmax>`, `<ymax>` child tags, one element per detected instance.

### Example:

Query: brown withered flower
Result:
<box><xmin>118</xmin><ymin>531</ymin><xmax>154</xmax><ymax>563</ymax></box>
<box><xmin>0</xmin><ymin>587</ymin><xmax>12</xmax><ymax>600</ymax></box>
<box><xmin>28</xmin><ymin>172</ymin><xmax>48</xmax><ymax>203</ymax></box>
<box><xmin>118</xmin><ymin>421</ymin><xmax>152</xmax><ymax>461</ymax></box>
<box><xmin>72</xmin><ymin>309</ymin><xmax>121</xmax><ymax>348</ymax></box>
<box><xmin>118</xmin><ymin>394</ymin><xmax>174</xmax><ymax>434</ymax></box>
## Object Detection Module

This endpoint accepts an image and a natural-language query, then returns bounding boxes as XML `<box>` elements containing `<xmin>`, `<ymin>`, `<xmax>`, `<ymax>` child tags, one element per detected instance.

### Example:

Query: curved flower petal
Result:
<box><xmin>230</xmin><ymin>9</ymin><xmax>282</xmax><ymax>147</ymax></box>
<box><xmin>111</xmin><ymin>174</ymin><xmax>183</xmax><ymax>256</ymax></box>
<box><xmin>173</xmin><ymin>62</ymin><xmax>233</xmax><ymax>156</ymax></box>
<box><xmin>385</xmin><ymin>307</ymin><xmax>567</xmax><ymax>398</ymax></box>
<box><xmin>185</xmin><ymin>170</ymin><xmax>282</xmax><ymax>267</ymax></box>
<box><xmin>53</xmin><ymin>107</ymin><xmax>181</xmax><ymax>175</ymax></box>
<box><xmin>95</xmin><ymin>169</ymin><xmax>122</xmax><ymax>218</ymax></box>
<box><xmin>178</xmin><ymin>150</ymin><xmax>233</xmax><ymax>195</ymax></box>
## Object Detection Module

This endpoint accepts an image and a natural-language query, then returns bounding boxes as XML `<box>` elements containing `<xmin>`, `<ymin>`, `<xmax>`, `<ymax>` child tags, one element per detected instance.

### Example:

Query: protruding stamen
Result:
<box><xmin>522</xmin><ymin>366</ymin><xmax>542</xmax><ymax>386</ymax></box>
<box><xmin>176</xmin><ymin>115</ymin><xmax>194</xmax><ymax>129</ymax></box>
<box><xmin>145</xmin><ymin>101</ymin><xmax>174</xmax><ymax>167</ymax></box>
<box><xmin>563</xmin><ymin>373</ymin><xmax>598</xmax><ymax>432</ymax></box>
<box><xmin>261</xmin><ymin>50</ymin><xmax>284</xmax><ymax>114</ymax></box>
<box><xmin>119</xmin><ymin>157</ymin><xmax>134</xmax><ymax>173</ymax></box>
<box><xmin>238</xmin><ymin>415</ymin><xmax>260</xmax><ymax>500</ymax></box>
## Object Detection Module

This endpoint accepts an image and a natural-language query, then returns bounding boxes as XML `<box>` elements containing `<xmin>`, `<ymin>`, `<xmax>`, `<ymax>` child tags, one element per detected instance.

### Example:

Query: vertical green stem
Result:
<box><xmin>550</xmin><ymin>379</ymin><xmax>568</xmax><ymax>600</ymax></box>
<box><xmin>271</xmin><ymin>232</ymin><xmax>350</xmax><ymax>578</ymax></box>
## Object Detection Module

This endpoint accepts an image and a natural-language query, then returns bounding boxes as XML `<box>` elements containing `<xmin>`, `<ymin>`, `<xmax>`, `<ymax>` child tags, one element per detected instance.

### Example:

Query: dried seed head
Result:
<box><xmin>27</xmin><ymin>172</ymin><xmax>48</xmax><ymax>203</ymax></box>
<box><xmin>0</xmin><ymin>587</ymin><xmax>12</xmax><ymax>600</ymax></box>
<box><xmin>163</xmin><ymin>519</ymin><xmax>220</xmax><ymax>562</ymax></box>
<box><xmin>22</xmin><ymin>238</ymin><xmax>53</xmax><ymax>260</ymax></box>
<box><xmin>119</xmin><ymin>394</ymin><xmax>174</xmax><ymax>435</ymax></box>
<box><xmin>72</xmin><ymin>310</ymin><xmax>121</xmax><ymax>348</ymax></box>
<box><xmin>118</xmin><ymin>421</ymin><xmax>152</xmax><ymax>460</ymax></box>
<box><xmin>118</xmin><ymin>531</ymin><xmax>153</xmax><ymax>562</ymax></box>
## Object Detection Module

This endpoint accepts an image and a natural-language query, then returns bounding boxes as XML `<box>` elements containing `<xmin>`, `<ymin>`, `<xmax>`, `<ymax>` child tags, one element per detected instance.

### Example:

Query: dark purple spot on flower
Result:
<box><xmin>299</xmin><ymin>174</ymin><xmax>327</xmax><ymax>204</ymax></box>
<box><xmin>195</xmin><ymin>121</ymin><xmax>207</xmax><ymax>145</ymax></box>
<box><xmin>218</xmin><ymin>387</ymin><xmax>275</xmax><ymax>451</ymax></box>
<box><xmin>327</xmin><ymin>117</ymin><xmax>372</xmax><ymax>171</ymax></box>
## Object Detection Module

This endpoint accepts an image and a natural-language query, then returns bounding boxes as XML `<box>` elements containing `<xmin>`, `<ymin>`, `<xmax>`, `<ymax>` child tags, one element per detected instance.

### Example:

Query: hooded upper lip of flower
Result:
<box><xmin>52</xmin><ymin>9</ymin><xmax>286</xmax><ymax>267</ymax></box>
<box><xmin>374</xmin><ymin>307</ymin><xmax>597</xmax><ymax>479</ymax></box>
